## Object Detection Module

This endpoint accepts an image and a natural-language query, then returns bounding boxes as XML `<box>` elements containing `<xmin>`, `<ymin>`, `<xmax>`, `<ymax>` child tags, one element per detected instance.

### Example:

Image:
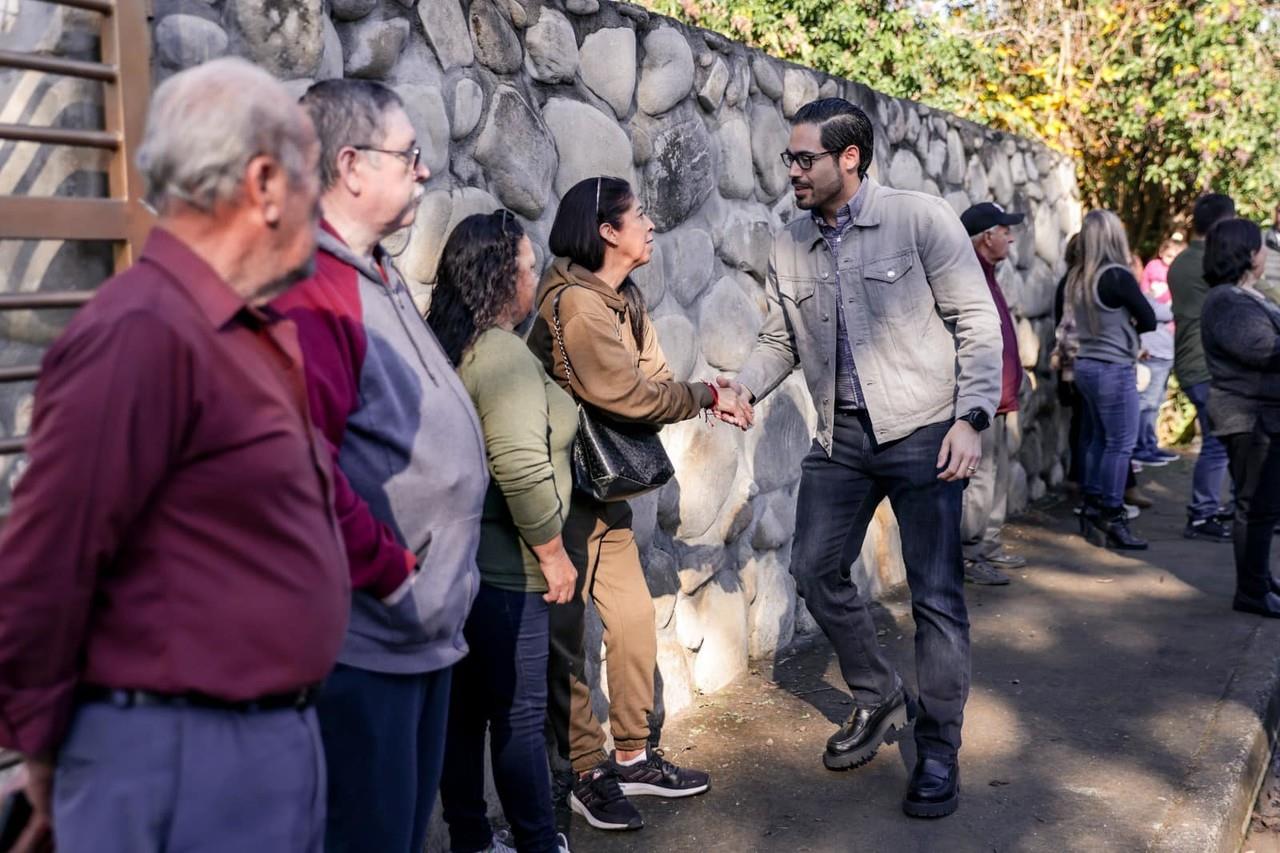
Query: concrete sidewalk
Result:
<box><xmin>570</xmin><ymin>457</ymin><xmax>1280</xmax><ymax>853</ymax></box>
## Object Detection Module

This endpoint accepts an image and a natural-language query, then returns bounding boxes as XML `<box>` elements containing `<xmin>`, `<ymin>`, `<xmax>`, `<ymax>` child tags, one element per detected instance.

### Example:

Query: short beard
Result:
<box><xmin>794</xmin><ymin>180</ymin><xmax>840</xmax><ymax>212</ymax></box>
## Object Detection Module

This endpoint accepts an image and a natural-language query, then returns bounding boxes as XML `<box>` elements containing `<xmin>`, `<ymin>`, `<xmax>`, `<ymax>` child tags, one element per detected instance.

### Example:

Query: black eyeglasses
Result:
<box><xmin>780</xmin><ymin>149</ymin><xmax>841</xmax><ymax>170</ymax></box>
<box><xmin>353</xmin><ymin>144</ymin><xmax>421</xmax><ymax>170</ymax></box>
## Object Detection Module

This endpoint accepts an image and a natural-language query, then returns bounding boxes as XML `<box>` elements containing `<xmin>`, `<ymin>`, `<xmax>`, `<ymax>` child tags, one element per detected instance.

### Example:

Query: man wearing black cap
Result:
<box><xmin>958</xmin><ymin>202</ymin><xmax>1028</xmax><ymax>586</ymax></box>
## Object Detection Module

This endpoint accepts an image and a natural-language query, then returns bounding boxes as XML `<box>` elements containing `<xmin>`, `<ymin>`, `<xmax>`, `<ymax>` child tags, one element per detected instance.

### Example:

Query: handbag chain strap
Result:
<box><xmin>550</xmin><ymin>286</ymin><xmax>578</xmax><ymax>381</ymax></box>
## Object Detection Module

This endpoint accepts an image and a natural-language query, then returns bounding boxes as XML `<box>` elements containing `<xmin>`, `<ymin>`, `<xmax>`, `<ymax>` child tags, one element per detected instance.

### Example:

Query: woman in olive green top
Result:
<box><xmin>428</xmin><ymin>211</ymin><xmax>575</xmax><ymax>853</ymax></box>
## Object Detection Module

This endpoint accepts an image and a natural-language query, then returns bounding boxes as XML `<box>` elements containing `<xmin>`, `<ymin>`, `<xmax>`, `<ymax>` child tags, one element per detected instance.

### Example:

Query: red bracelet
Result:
<box><xmin>703</xmin><ymin>381</ymin><xmax>719</xmax><ymax>408</ymax></box>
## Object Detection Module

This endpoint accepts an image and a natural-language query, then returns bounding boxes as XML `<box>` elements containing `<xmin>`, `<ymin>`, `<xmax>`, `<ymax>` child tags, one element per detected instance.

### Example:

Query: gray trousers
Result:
<box><xmin>961</xmin><ymin>413</ymin><xmax>1011</xmax><ymax>561</ymax></box>
<box><xmin>53</xmin><ymin>700</ymin><xmax>325</xmax><ymax>853</ymax></box>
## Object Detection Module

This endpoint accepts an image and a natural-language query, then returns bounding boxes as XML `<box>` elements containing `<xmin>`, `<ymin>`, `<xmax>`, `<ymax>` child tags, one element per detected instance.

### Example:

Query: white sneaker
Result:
<box><xmin>557</xmin><ymin>832</ymin><xmax>572</xmax><ymax>853</ymax></box>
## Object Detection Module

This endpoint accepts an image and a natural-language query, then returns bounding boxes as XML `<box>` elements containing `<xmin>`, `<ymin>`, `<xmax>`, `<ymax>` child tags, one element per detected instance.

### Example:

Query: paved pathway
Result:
<box><xmin>565</xmin><ymin>456</ymin><xmax>1280</xmax><ymax>853</ymax></box>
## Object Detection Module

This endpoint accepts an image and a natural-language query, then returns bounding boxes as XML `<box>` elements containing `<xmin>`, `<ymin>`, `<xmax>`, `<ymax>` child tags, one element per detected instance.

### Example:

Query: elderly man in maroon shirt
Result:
<box><xmin>0</xmin><ymin>57</ymin><xmax>349</xmax><ymax>853</ymax></box>
<box><xmin>958</xmin><ymin>202</ymin><xmax>1029</xmax><ymax>586</ymax></box>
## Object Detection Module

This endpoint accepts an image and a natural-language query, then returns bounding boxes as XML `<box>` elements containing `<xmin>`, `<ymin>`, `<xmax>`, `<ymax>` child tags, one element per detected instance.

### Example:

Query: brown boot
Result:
<box><xmin>1124</xmin><ymin>487</ymin><xmax>1153</xmax><ymax>509</ymax></box>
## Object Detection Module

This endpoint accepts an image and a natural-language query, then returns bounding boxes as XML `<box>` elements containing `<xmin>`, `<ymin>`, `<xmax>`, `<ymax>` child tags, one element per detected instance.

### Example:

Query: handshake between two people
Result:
<box><xmin>708</xmin><ymin>375</ymin><xmax>755</xmax><ymax>431</ymax></box>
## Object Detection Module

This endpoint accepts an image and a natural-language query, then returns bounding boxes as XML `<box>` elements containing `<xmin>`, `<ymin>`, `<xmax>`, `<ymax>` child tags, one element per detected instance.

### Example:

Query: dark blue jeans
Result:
<box><xmin>791</xmin><ymin>413</ymin><xmax>969</xmax><ymax>760</ymax></box>
<box><xmin>317</xmin><ymin>663</ymin><xmax>452</xmax><ymax>853</ymax></box>
<box><xmin>1074</xmin><ymin>358</ymin><xmax>1139</xmax><ymax>508</ymax></box>
<box><xmin>1184</xmin><ymin>380</ymin><xmax>1233</xmax><ymax>520</ymax></box>
<box><xmin>441</xmin><ymin>583</ymin><xmax>557</xmax><ymax>853</ymax></box>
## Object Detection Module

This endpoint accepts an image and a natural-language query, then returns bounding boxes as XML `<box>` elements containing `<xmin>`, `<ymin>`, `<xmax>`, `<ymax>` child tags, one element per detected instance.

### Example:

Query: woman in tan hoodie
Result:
<box><xmin>528</xmin><ymin>176</ymin><xmax>751</xmax><ymax>835</ymax></box>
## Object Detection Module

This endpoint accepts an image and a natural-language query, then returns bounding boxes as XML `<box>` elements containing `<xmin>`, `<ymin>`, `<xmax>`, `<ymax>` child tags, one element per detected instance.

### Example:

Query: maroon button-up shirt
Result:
<box><xmin>978</xmin><ymin>254</ymin><xmax>1022</xmax><ymax>414</ymax></box>
<box><xmin>0</xmin><ymin>229</ymin><xmax>350</xmax><ymax>756</ymax></box>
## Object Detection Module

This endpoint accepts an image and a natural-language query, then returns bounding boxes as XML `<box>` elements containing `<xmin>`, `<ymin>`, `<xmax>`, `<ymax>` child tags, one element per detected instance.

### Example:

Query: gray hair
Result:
<box><xmin>299</xmin><ymin>79</ymin><xmax>405</xmax><ymax>190</ymax></box>
<box><xmin>136</xmin><ymin>57</ymin><xmax>313</xmax><ymax>214</ymax></box>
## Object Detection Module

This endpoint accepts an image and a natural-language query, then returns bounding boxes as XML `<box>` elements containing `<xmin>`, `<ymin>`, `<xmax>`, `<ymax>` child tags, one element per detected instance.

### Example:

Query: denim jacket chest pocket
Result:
<box><xmin>863</xmin><ymin>250</ymin><xmax>925</xmax><ymax>320</ymax></box>
<box><xmin>778</xmin><ymin>274</ymin><xmax>831</xmax><ymax>337</ymax></box>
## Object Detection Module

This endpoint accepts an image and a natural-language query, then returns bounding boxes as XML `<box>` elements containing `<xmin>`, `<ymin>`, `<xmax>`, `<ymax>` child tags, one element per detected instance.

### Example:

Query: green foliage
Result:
<box><xmin>639</xmin><ymin>0</ymin><xmax>1280</xmax><ymax>256</ymax></box>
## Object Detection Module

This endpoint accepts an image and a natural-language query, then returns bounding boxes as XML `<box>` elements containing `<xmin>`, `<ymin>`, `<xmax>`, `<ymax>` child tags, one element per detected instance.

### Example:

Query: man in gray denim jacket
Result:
<box><xmin>724</xmin><ymin>98</ymin><xmax>1001</xmax><ymax>819</ymax></box>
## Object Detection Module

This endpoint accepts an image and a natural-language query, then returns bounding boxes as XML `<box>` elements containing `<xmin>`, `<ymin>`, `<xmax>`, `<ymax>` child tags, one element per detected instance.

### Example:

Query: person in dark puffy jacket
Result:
<box><xmin>1200</xmin><ymin>218</ymin><xmax>1280</xmax><ymax>617</ymax></box>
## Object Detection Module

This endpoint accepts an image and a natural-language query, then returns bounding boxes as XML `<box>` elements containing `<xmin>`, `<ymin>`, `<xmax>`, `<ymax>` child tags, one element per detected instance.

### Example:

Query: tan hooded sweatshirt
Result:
<box><xmin>527</xmin><ymin>258</ymin><xmax>712</xmax><ymax>423</ymax></box>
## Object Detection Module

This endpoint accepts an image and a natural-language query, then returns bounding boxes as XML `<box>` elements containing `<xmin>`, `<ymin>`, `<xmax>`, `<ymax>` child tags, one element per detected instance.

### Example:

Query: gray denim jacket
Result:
<box><xmin>737</xmin><ymin>177</ymin><xmax>1003</xmax><ymax>452</ymax></box>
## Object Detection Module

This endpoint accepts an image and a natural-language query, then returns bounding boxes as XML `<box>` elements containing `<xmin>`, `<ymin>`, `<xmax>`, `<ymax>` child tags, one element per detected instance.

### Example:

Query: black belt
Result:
<box><xmin>80</xmin><ymin>684</ymin><xmax>317</xmax><ymax>713</ymax></box>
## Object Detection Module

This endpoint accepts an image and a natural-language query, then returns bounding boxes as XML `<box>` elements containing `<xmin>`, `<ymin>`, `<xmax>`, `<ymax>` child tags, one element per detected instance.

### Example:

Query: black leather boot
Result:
<box><xmin>1233</xmin><ymin>591</ymin><xmax>1280</xmax><ymax>617</ymax></box>
<box><xmin>1077</xmin><ymin>494</ymin><xmax>1102</xmax><ymax>538</ymax></box>
<box><xmin>1091</xmin><ymin>505</ymin><xmax>1148</xmax><ymax>550</ymax></box>
<box><xmin>823</xmin><ymin>680</ymin><xmax>912</xmax><ymax>771</ymax></box>
<box><xmin>902</xmin><ymin>755</ymin><xmax>960</xmax><ymax>818</ymax></box>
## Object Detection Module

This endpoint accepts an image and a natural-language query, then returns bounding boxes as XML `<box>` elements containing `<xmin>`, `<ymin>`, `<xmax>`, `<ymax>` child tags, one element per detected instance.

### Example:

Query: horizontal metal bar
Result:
<box><xmin>0</xmin><ymin>291</ymin><xmax>94</xmax><ymax>310</ymax></box>
<box><xmin>0</xmin><ymin>196</ymin><xmax>130</xmax><ymax>241</ymax></box>
<box><xmin>0</xmin><ymin>123</ymin><xmax>118</xmax><ymax>150</ymax></box>
<box><xmin>0</xmin><ymin>437</ymin><xmax>27</xmax><ymax>455</ymax></box>
<box><xmin>0</xmin><ymin>366</ymin><xmax>41</xmax><ymax>383</ymax></box>
<box><xmin>0</xmin><ymin>50</ymin><xmax>116</xmax><ymax>82</ymax></box>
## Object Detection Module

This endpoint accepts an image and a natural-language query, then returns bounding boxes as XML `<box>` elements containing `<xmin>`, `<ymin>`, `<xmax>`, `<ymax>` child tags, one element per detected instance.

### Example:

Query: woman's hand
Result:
<box><xmin>531</xmin><ymin>537</ymin><xmax>578</xmax><ymax>605</ymax></box>
<box><xmin>710</xmin><ymin>377</ymin><xmax>755</xmax><ymax>429</ymax></box>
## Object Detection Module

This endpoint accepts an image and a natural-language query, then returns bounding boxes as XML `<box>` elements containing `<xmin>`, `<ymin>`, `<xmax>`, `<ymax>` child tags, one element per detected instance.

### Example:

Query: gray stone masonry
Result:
<box><xmin>3</xmin><ymin>0</ymin><xmax>1082</xmax><ymax>730</ymax></box>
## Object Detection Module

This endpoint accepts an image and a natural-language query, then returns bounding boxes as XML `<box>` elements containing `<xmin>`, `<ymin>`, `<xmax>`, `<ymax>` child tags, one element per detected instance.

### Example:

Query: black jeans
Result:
<box><xmin>441</xmin><ymin>583</ymin><xmax>557</xmax><ymax>853</ymax></box>
<box><xmin>792</xmin><ymin>412</ymin><xmax>970</xmax><ymax>760</ymax></box>
<box><xmin>317</xmin><ymin>664</ymin><xmax>451</xmax><ymax>853</ymax></box>
<box><xmin>1224</xmin><ymin>425</ymin><xmax>1280</xmax><ymax>599</ymax></box>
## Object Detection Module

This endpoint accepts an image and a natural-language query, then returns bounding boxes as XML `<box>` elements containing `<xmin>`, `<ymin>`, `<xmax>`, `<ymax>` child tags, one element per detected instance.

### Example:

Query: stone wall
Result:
<box><xmin>4</xmin><ymin>0</ymin><xmax>1082</xmax><ymax>722</ymax></box>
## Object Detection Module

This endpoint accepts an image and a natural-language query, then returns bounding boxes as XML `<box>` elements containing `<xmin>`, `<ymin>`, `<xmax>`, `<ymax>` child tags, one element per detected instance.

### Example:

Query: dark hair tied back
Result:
<box><xmin>549</xmin><ymin>176</ymin><xmax>648</xmax><ymax>343</ymax></box>
<box><xmin>427</xmin><ymin>210</ymin><xmax>525</xmax><ymax>366</ymax></box>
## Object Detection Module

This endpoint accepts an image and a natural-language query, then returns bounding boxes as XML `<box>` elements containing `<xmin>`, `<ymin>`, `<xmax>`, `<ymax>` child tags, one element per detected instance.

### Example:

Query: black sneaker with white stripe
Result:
<box><xmin>569</xmin><ymin>764</ymin><xmax>643</xmax><ymax>831</ymax></box>
<box><xmin>612</xmin><ymin>749</ymin><xmax>710</xmax><ymax>798</ymax></box>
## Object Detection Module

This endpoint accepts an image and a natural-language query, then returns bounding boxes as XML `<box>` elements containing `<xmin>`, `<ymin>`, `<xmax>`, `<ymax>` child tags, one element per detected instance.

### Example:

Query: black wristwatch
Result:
<box><xmin>957</xmin><ymin>408</ymin><xmax>990</xmax><ymax>432</ymax></box>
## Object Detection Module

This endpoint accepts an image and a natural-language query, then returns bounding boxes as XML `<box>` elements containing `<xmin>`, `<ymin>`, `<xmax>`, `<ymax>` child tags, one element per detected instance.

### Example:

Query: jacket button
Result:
<box><xmin>821</xmin><ymin>273</ymin><xmax>828</xmax><ymax>279</ymax></box>
<box><xmin>822</xmin><ymin>314</ymin><xmax>829</xmax><ymax>321</ymax></box>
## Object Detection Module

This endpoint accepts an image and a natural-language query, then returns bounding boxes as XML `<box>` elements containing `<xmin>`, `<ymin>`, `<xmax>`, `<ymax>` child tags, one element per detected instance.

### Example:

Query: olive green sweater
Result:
<box><xmin>459</xmin><ymin>328</ymin><xmax>578</xmax><ymax>593</ymax></box>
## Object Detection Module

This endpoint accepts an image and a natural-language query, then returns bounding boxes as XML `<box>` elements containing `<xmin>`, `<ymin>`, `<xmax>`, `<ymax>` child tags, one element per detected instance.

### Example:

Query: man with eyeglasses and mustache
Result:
<box><xmin>719</xmin><ymin>98</ymin><xmax>1001</xmax><ymax>819</ymax></box>
<box><xmin>273</xmin><ymin>79</ymin><xmax>489</xmax><ymax>853</ymax></box>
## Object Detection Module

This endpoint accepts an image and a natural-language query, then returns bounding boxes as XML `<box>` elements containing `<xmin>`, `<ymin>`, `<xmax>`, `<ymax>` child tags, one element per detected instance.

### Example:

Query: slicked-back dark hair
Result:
<box><xmin>1204</xmin><ymin>218</ymin><xmax>1261</xmax><ymax>287</ymax></box>
<box><xmin>301</xmin><ymin>79</ymin><xmax>404</xmax><ymax>190</ymax></box>
<box><xmin>791</xmin><ymin>98</ymin><xmax>874</xmax><ymax>180</ymax></box>
<box><xmin>548</xmin><ymin>176</ymin><xmax>647</xmax><ymax>342</ymax></box>
<box><xmin>427</xmin><ymin>210</ymin><xmax>525</xmax><ymax>366</ymax></box>
<box><xmin>1191</xmin><ymin>193</ymin><xmax>1236</xmax><ymax>236</ymax></box>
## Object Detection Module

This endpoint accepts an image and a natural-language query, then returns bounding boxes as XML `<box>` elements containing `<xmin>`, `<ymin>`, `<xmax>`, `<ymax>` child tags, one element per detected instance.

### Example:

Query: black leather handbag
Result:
<box><xmin>551</xmin><ymin>287</ymin><xmax>675</xmax><ymax>502</ymax></box>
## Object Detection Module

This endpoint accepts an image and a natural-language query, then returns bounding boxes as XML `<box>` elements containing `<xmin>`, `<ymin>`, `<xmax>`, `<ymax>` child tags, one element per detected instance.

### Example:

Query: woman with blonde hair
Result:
<box><xmin>1067</xmin><ymin>210</ymin><xmax>1158</xmax><ymax>548</ymax></box>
